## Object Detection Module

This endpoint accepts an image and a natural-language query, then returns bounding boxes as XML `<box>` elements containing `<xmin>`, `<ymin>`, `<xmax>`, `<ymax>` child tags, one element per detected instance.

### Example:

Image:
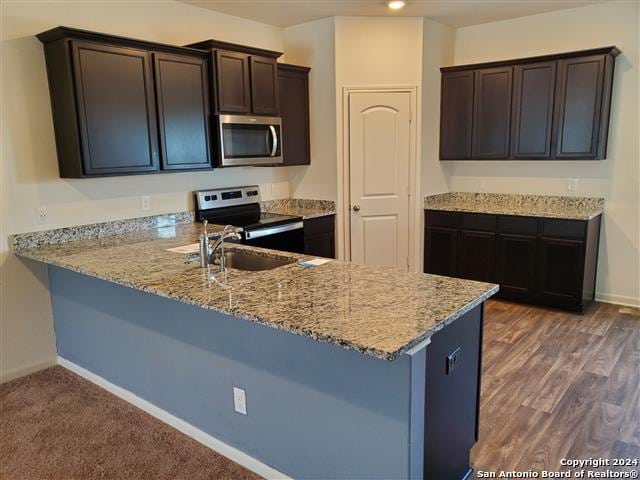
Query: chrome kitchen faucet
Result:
<box><xmin>199</xmin><ymin>221</ymin><xmax>241</xmax><ymax>272</ymax></box>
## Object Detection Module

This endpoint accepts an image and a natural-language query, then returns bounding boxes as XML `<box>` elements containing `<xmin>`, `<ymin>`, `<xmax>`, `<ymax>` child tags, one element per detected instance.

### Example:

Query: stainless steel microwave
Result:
<box><xmin>218</xmin><ymin>115</ymin><xmax>282</xmax><ymax>166</ymax></box>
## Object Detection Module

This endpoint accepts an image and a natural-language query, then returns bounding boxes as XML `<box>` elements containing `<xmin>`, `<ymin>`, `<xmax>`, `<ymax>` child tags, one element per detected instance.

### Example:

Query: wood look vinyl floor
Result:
<box><xmin>472</xmin><ymin>300</ymin><xmax>640</xmax><ymax>476</ymax></box>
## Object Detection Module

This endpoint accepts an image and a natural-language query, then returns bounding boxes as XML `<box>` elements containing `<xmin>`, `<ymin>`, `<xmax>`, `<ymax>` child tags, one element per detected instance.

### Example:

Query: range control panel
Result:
<box><xmin>195</xmin><ymin>186</ymin><xmax>261</xmax><ymax>211</ymax></box>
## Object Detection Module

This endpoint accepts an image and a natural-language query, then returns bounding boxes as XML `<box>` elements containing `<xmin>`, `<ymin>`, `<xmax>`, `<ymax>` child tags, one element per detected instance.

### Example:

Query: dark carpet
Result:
<box><xmin>0</xmin><ymin>366</ymin><xmax>263</xmax><ymax>480</ymax></box>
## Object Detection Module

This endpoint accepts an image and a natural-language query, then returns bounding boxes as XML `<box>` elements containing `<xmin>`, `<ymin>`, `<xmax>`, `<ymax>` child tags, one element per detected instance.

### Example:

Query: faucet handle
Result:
<box><xmin>202</xmin><ymin>219</ymin><xmax>209</xmax><ymax>237</ymax></box>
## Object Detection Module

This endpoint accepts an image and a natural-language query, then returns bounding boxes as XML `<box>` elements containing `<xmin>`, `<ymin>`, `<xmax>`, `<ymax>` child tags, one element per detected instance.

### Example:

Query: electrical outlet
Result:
<box><xmin>233</xmin><ymin>387</ymin><xmax>247</xmax><ymax>415</ymax></box>
<box><xmin>36</xmin><ymin>206</ymin><xmax>48</xmax><ymax>225</ymax></box>
<box><xmin>140</xmin><ymin>196</ymin><xmax>151</xmax><ymax>211</ymax></box>
<box><xmin>446</xmin><ymin>347</ymin><xmax>462</xmax><ymax>375</ymax></box>
<box><xmin>567</xmin><ymin>178</ymin><xmax>578</xmax><ymax>192</ymax></box>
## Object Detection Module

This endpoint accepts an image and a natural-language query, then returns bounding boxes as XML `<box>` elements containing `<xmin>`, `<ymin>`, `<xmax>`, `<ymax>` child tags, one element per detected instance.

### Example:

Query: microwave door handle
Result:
<box><xmin>269</xmin><ymin>125</ymin><xmax>278</xmax><ymax>157</ymax></box>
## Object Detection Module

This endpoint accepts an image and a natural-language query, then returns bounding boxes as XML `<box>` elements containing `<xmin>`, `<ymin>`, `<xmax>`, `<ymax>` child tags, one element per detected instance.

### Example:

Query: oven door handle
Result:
<box><xmin>245</xmin><ymin>221</ymin><xmax>303</xmax><ymax>240</ymax></box>
<box><xmin>269</xmin><ymin>125</ymin><xmax>278</xmax><ymax>157</ymax></box>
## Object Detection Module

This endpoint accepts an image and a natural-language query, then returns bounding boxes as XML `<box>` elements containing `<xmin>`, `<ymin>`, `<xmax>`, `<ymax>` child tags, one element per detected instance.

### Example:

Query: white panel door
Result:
<box><xmin>349</xmin><ymin>91</ymin><xmax>411</xmax><ymax>269</ymax></box>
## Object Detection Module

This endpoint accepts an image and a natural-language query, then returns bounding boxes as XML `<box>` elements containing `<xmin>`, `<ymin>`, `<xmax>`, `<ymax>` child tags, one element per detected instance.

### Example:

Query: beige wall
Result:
<box><xmin>283</xmin><ymin>18</ymin><xmax>337</xmax><ymax>201</ymax></box>
<box><xmin>418</xmin><ymin>18</ymin><xmax>456</xmax><ymax>269</ymax></box>
<box><xmin>334</xmin><ymin>16</ymin><xmax>423</xmax><ymax>86</ymax></box>
<box><xmin>0</xmin><ymin>1</ymin><xmax>286</xmax><ymax>381</ymax></box>
<box><xmin>443</xmin><ymin>2</ymin><xmax>640</xmax><ymax>306</ymax></box>
<box><xmin>421</xmin><ymin>18</ymin><xmax>455</xmax><ymax>197</ymax></box>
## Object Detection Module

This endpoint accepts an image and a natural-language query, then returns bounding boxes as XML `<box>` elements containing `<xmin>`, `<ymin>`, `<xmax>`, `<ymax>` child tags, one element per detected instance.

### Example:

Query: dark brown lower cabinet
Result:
<box><xmin>303</xmin><ymin>215</ymin><xmax>335</xmax><ymax>259</ymax></box>
<box><xmin>424</xmin><ymin>227</ymin><xmax>457</xmax><ymax>277</ymax></box>
<box><xmin>457</xmin><ymin>230</ymin><xmax>495</xmax><ymax>283</ymax></box>
<box><xmin>495</xmin><ymin>233</ymin><xmax>537</xmax><ymax>300</ymax></box>
<box><xmin>424</xmin><ymin>210</ymin><xmax>601</xmax><ymax>312</ymax></box>
<box><xmin>537</xmin><ymin>237</ymin><xmax>585</xmax><ymax>309</ymax></box>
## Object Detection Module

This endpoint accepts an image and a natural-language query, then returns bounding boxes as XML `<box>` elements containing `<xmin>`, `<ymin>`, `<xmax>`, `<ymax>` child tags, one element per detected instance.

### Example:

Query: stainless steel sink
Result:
<box><xmin>221</xmin><ymin>251</ymin><xmax>296</xmax><ymax>271</ymax></box>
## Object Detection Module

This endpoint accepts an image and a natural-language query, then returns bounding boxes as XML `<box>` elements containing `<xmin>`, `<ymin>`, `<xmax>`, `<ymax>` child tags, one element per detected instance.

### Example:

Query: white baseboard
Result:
<box><xmin>57</xmin><ymin>357</ymin><xmax>291</xmax><ymax>480</ymax></box>
<box><xmin>0</xmin><ymin>357</ymin><xmax>57</xmax><ymax>384</ymax></box>
<box><xmin>595</xmin><ymin>292</ymin><xmax>640</xmax><ymax>308</ymax></box>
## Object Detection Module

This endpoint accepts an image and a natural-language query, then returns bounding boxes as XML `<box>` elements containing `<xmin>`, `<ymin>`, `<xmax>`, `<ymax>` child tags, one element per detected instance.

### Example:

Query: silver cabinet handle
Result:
<box><xmin>352</xmin><ymin>205</ymin><xmax>361</xmax><ymax>212</ymax></box>
<box><xmin>269</xmin><ymin>125</ymin><xmax>278</xmax><ymax>157</ymax></box>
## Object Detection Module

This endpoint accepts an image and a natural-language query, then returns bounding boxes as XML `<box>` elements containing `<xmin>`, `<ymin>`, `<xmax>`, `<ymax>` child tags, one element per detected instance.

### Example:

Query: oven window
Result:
<box><xmin>243</xmin><ymin>228</ymin><xmax>304</xmax><ymax>255</ymax></box>
<box><xmin>222</xmin><ymin>124</ymin><xmax>281</xmax><ymax>158</ymax></box>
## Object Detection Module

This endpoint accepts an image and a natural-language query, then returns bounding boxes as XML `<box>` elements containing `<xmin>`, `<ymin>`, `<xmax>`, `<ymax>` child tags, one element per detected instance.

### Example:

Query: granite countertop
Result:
<box><xmin>260</xmin><ymin>199</ymin><xmax>336</xmax><ymax>220</ymax></box>
<box><xmin>11</xmin><ymin>216</ymin><xmax>497</xmax><ymax>361</ymax></box>
<box><xmin>424</xmin><ymin>192</ymin><xmax>604</xmax><ymax>220</ymax></box>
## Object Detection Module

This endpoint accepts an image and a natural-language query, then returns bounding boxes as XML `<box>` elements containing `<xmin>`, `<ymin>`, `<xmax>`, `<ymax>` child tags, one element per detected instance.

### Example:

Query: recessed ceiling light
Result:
<box><xmin>387</xmin><ymin>0</ymin><xmax>406</xmax><ymax>10</ymax></box>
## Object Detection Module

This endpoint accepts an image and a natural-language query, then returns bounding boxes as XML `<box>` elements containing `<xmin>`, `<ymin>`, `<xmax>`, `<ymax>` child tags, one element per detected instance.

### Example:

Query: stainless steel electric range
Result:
<box><xmin>194</xmin><ymin>186</ymin><xmax>304</xmax><ymax>254</ymax></box>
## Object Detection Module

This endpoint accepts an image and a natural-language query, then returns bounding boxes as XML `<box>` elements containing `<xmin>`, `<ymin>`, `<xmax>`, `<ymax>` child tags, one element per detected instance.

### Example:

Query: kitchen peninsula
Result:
<box><xmin>11</xmin><ymin>213</ymin><xmax>497</xmax><ymax>480</ymax></box>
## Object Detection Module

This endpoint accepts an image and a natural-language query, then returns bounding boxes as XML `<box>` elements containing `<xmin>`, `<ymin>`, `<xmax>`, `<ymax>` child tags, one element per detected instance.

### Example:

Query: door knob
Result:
<box><xmin>352</xmin><ymin>204</ymin><xmax>360</xmax><ymax>212</ymax></box>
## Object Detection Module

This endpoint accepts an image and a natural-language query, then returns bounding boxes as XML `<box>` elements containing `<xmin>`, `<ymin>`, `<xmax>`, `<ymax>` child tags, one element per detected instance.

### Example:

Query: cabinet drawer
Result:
<box><xmin>303</xmin><ymin>215</ymin><xmax>335</xmax><ymax>237</ymax></box>
<box><xmin>459</xmin><ymin>213</ymin><xmax>496</xmax><ymax>232</ymax></box>
<box><xmin>542</xmin><ymin>219</ymin><xmax>586</xmax><ymax>239</ymax></box>
<box><xmin>497</xmin><ymin>215</ymin><xmax>538</xmax><ymax>235</ymax></box>
<box><xmin>426</xmin><ymin>210</ymin><xmax>458</xmax><ymax>228</ymax></box>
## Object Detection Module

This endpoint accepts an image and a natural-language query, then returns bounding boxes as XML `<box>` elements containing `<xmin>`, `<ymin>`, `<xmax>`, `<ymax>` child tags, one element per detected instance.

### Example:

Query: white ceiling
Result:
<box><xmin>180</xmin><ymin>0</ymin><xmax>611</xmax><ymax>28</ymax></box>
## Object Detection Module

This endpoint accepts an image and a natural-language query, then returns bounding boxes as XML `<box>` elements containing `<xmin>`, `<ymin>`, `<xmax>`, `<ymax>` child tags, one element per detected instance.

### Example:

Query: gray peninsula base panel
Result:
<box><xmin>50</xmin><ymin>266</ymin><xmax>431</xmax><ymax>479</ymax></box>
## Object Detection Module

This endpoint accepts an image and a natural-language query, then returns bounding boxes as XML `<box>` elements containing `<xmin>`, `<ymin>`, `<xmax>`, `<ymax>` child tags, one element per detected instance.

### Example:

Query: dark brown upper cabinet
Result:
<box><xmin>71</xmin><ymin>41</ymin><xmax>159</xmax><ymax>176</ymax></box>
<box><xmin>250</xmin><ymin>56</ymin><xmax>279</xmax><ymax>115</ymax></box>
<box><xmin>154</xmin><ymin>53</ymin><xmax>211</xmax><ymax>170</ymax></box>
<box><xmin>37</xmin><ymin>27</ymin><xmax>212</xmax><ymax>177</ymax></box>
<box><xmin>214</xmin><ymin>50</ymin><xmax>251</xmax><ymax>113</ymax></box>
<box><xmin>472</xmin><ymin>67</ymin><xmax>513</xmax><ymax>159</ymax></box>
<box><xmin>186</xmin><ymin>39</ymin><xmax>283</xmax><ymax>116</ymax></box>
<box><xmin>440</xmin><ymin>46</ymin><xmax>619</xmax><ymax>161</ymax></box>
<box><xmin>278</xmin><ymin>63</ymin><xmax>311</xmax><ymax>166</ymax></box>
<box><xmin>440</xmin><ymin>70</ymin><xmax>474</xmax><ymax>160</ymax></box>
<box><xmin>553</xmin><ymin>54</ymin><xmax>613</xmax><ymax>159</ymax></box>
<box><xmin>511</xmin><ymin>61</ymin><xmax>556</xmax><ymax>159</ymax></box>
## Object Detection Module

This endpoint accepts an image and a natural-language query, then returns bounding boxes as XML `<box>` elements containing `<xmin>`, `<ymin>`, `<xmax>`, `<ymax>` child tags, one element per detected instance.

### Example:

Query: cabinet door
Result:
<box><xmin>511</xmin><ymin>61</ymin><xmax>556</xmax><ymax>159</ymax></box>
<box><xmin>457</xmin><ymin>230</ymin><xmax>495</xmax><ymax>282</ymax></box>
<box><xmin>250</xmin><ymin>56</ymin><xmax>279</xmax><ymax>115</ymax></box>
<box><xmin>278</xmin><ymin>65</ymin><xmax>310</xmax><ymax>165</ymax></box>
<box><xmin>495</xmin><ymin>234</ymin><xmax>537</xmax><ymax>300</ymax></box>
<box><xmin>71</xmin><ymin>41</ymin><xmax>159</xmax><ymax>175</ymax></box>
<box><xmin>304</xmin><ymin>233</ymin><xmax>335</xmax><ymax>259</ymax></box>
<box><xmin>424</xmin><ymin>227</ymin><xmax>457</xmax><ymax>277</ymax></box>
<box><xmin>304</xmin><ymin>216</ymin><xmax>335</xmax><ymax>258</ymax></box>
<box><xmin>153</xmin><ymin>53</ymin><xmax>212</xmax><ymax>170</ymax></box>
<box><xmin>215</xmin><ymin>50</ymin><xmax>250</xmax><ymax>113</ymax></box>
<box><xmin>472</xmin><ymin>67</ymin><xmax>513</xmax><ymax>159</ymax></box>
<box><xmin>553</xmin><ymin>55</ymin><xmax>606</xmax><ymax>159</ymax></box>
<box><xmin>440</xmin><ymin>70</ymin><xmax>474</xmax><ymax>160</ymax></box>
<box><xmin>537</xmin><ymin>237</ymin><xmax>584</xmax><ymax>305</ymax></box>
